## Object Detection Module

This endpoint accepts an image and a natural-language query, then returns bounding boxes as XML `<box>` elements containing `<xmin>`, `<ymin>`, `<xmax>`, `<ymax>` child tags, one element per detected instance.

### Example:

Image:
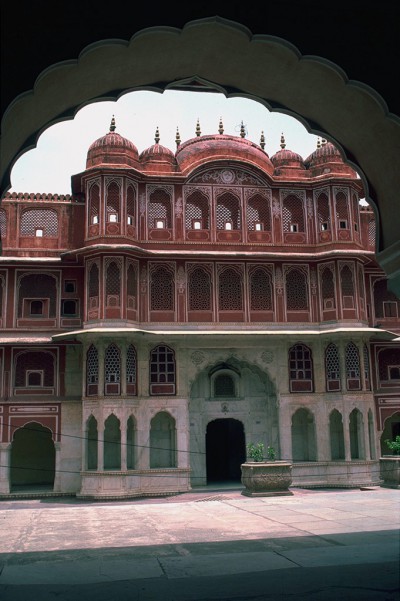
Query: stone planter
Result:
<box><xmin>241</xmin><ymin>461</ymin><xmax>293</xmax><ymax>497</ymax></box>
<box><xmin>380</xmin><ymin>456</ymin><xmax>400</xmax><ymax>489</ymax></box>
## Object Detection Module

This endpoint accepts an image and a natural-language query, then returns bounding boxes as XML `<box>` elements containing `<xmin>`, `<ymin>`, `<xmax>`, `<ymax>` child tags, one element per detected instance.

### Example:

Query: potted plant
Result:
<box><xmin>241</xmin><ymin>442</ymin><xmax>293</xmax><ymax>497</ymax></box>
<box><xmin>380</xmin><ymin>435</ymin><xmax>400</xmax><ymax>489</ymax></box>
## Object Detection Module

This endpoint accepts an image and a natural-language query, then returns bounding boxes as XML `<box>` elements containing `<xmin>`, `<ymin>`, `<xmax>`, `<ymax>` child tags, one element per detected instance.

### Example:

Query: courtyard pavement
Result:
<box><xmin>0</xmin><ymin>484</ymin><xmax>399</xmax><ymax>600</ymax></box>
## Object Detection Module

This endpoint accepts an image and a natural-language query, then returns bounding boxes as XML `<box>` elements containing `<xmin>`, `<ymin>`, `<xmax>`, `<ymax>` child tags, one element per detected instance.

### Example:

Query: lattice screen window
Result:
<box><xmin>345</xmin><ymin>343</ymin><xmax>360</xmax><ymax>378</ymax></box>
<box><xmin>148</xmin><ymin>189</ymin><xmax>172</xmax><ymax>228</ymax></box>
<box><xmin>218</xmin><ymin>268</ymin><xmax>243</xmax><ymax>311</ymax></box>
<box><xmin>341</xmin><ymin>265</ymin><xmax>354</xmax><ymax>307</ymax></box>
<box><xmin>282</xmin><ymin>195</ymin><xmax>305</xmax><ymax>232</ymax></box>
<box><xmin>185</xmin><ymin>191</ymin><xmax>210</xmax><ymax>229</ymax></box>
<box><xmin>216</xmin><ymin>192</ymin><xmax>241</xmax><ymax>230</ymax></box>
<box><xmin>106</xmin><ymin>181</ymin><xmax>120</xmax><ymax>222</ymax></box>
<box><xmin>0</xmin><ymin>277</ymin><xmax>3</xmax><ymax>316</ymax></box>
<box><xmin>105</xmin><ymin>344</ymin><xmax>120</xmax><ymax>383</ymax></box>
<box><xmin>321</xmin><ymin>268</ymin><xmax>335</xmax><ymax>309</ymax></box>
<box><xmin>378</xmin><ymin>348</ymin><xmax>400</xmax><ymax>381</ymax></box>
<box><xmin>289</xmin><ymin>344</ymin><xmax>313</xmax><ymax>380</ymax></box>
<box><xmin>368</xmin><ymin>219</ymin><xmax>376</xmax><ymax>247</ymax></box>
<box><xmin>15</xmin><ymin>351</ymin><xmax>55</xmax><ymax>387</ymax></box>
<box><xmin>0</xmin><ymin>209</ymin><xmax>6</xmax><ymax>238</ymax></box>
<box><xmin>18</xmin><ymin>273</ymin><xmax>57</xmax><ymax>317</ymax></box>
<box><xmin>247</xmin><ymin>195</ymin><xmax>271</xmax><ymax>231</ymax></box>
<box><xmin>250</xmin><ymin>268</ymin><xmax>272</xmax><ymax>310</ymax></box>
<box><xmin>364</xmin><ymin>345</ymin><xmax>371</xmax><ymax>388</ymax></box>
<box><xmin>88</xmin><ymin>263</ymin><xmax>99</xmax><ymax>309</ymax></box>
<box><xmin>20</xmin><ymin>209</ymin><xmax>58</xmax><ymax>237</ymax></box>
<box><xmin>317</xmin><ymin>194</ymin><xmax>330</xmax><ymax>230</ymax></box>
<box><xmin>373</xmin><ymin>279</ymin><xmax>400</xmax><ymax>318</ymax></box>
<box><xmin>150</xmin><ymin>267</ymin><xmax>174</xmax><ymax>311</ymax></box>
<box><xmin>105</xmin><ymin>261</ymin><xmax>121</xmax><ymax>306</ymax></box>
<box><xmin>188</xmin><ymin>268</ymin><xmax>212</xmax><ymax>311</ymax></box>
<box><xmin>286</xmin><ymin>269</ymin><xmax>308</xmax><ymax>310</ymax></box>
<box><xmin>89</xmin><ymin>183</ymin><xmax>100</xmax><ymax>224</ymax></box>
<box><xmin>150</xmin><ymin>345</ymin><xmax>175</xmax><ymax>384</ymax></box>
<box><xmin>325</xmin><ymin>343</ymin><xmax>340</xmax><ymax>380</ymax></box>
<box><xmin>352</xmin><ymin>194</ymin><xmax>360</xmax><ymax>231</ymax></box>
<box><xmin>126</xmin><ymin>345</ymin><xmax>137</xmax><ymax>384</ymax></box>
<box><xmin>126</xmin><ymin>185</ymin><xmax>136</xmax><ymax>224</ymax></box>
<box><xmin>336</xmin><ymin>192</ymin><xmax>349</xmax><ymax>227</ymax></box>
<box><xmin>127</xmin><ymin>263</ymin><xmax>137</xmax><ymax>310</ymax></box>
<box><xmin>214</xmin><ymin>374</ymin><xmax>235</xmax><ymax>397</ymax></box>
<box><xmin>86</xmin><ymin>345</ymin><xmax>98</xmax><ymax>384</ymax></box>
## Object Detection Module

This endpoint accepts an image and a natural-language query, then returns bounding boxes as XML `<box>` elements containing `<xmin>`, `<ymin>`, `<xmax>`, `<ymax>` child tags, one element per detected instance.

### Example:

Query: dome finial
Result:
<box><xmin>154</xmin><ymin>126</ymin><xmax>160</xmax><ymax>144</ymax></box>
<box><xmin>317</xmin><ymin>137</ymin><xmax>321</xmax><ymax>148</ymax></box>
<box><xmin>196</xmin><ymin>118</ymin><xmax>201</xmax><ymax>137</ymax></box>
<box><xmin>109</xmin><ymin>115</ymin><xmax>116</xmax><ymax>132</ymax></box>
<box><xmin>240</xmin><ymin>121</ymin><xmax>246</xmax><ymax>138</ymax></box>
<box><xmin>218</xmin><ymin>117</ymin><xmax>224</xmax><ymax>135</ymax></box>
<box><xmin>260</xmin><ymin>131</ymin><xmax>265</xmax><ymax>150</ymax></box>
<box><xmin>280</xmin><ymin>132</ymin><xmax>286</xmax><ymax>149</ymax></box>
<box><xmin>175</xmin><ymin>126</ymin><xmax>181</xmax><ymax>148</ymax></box>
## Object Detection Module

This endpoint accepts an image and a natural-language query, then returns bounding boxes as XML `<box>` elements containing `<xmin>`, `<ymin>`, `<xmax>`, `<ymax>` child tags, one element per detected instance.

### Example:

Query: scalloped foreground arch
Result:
<box><xmin>1</xmin><ymin>18</ymin><xmax>400</xmax><ymax>291</ymax></box>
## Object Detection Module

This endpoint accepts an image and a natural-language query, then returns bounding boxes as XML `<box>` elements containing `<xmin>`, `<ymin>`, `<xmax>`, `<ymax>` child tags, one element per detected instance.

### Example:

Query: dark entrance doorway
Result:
<box><xmin>206</xmin><ymin>418</ymin><xmax>246</xmax><ymax>482</ymax></box>
<box><xmin>10</xmin><ymin>422</ymin><xmax>55</xmax><ymax>490</ymax></box>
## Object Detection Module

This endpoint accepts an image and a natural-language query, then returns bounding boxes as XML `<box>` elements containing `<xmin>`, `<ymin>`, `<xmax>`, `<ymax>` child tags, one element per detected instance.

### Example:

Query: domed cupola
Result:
<box><xmin>175</xmin><ymin>119</ymin><xmax>274</xmax><ymax>176</ymax></box>
<box><xmin>270</xmin><ymin>133</ymin><xmax>306</xmax><ymax>174</ymax></box>
<box><xmin>139</xmin><ymin>127</ymin><xmax>177</xmax><ymax>173</ymax></box>
<box><xmin>304</xmin><ymin>138</ymin><xmax>356</xmax><ymax>177</ymax></box>
<box><xmin>86</xmin><ymin>117</ymin><xmax>139</xmax><ymax>169</ymax></box>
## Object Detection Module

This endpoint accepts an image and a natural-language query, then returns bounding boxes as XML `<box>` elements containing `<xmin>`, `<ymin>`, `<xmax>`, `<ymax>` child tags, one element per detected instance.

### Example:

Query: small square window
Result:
<box><xmin>64</xmin><ymin>280</ymin><xmax>76</xmax><ymax>293</ymax></box>
<box><xmin>35</xmin><ymin>228</ymin><xmax>43</xmax><ymax>237</ymax></box>
<box><xmin>193</xmin><ymin>220</ymin><xmax>202</xmax><ymax>230</ymax></box>
<box><xmin>92</xmin><ymin>215</ymin><xmax>99</xmax><ymax>224</ymax></box>
<box><xmin>109</xmin><ymin>213</ymin><xmax>118</xmax><ymax>223</ymax></box>
<box><xmin>255</xmin><ymin>222</ymin><xmax>263</xmax><ymax>231</ymax></box>
<box><xmin>290</xmin><ymin>224</ymin><xmax>298</xmax><ymax>233</ymax></box>
<box><xmin>30</xmin><ymin>300</ymin><xmax>43</xmax><ymax>315</ymax></box>
<box><xmin>225</xmin><ymin>222</ymin><xmax>232</xmax><ymax>230</ymax></box>
<box><xmin>62</xmin><ymin>299</ymin><xmax>77</xmax><ymax>316</ymax></box>
<box><xmin>339</xmin><ymin>220</ymin><xmax>347</xmax><ymax>229</ymax></box>
<box><xmin>127</xmin><ymin>216</ymin><xmax>133</xmax><ymax>225</ymax></box>
<box><xmin>321</xmin><ymin>222</ymin><xmax>329</xmax><ymax>231</ymax></box>
<box><xmin>156</xmin><ymin>220</ymin><xmax>165</xmax><ymax>229</ymax></box>
<box><xmin>27</xmin><ymin>370</ymin><xmax>43</xmax><ymax>387</ymax></box>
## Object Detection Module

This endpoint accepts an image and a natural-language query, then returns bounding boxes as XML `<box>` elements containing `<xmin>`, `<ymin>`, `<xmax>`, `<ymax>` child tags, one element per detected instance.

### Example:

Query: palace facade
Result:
<box><xmin>0</xmin><ymin>118</ymin><xmax>399</xmax><ymax>498</ymax></box>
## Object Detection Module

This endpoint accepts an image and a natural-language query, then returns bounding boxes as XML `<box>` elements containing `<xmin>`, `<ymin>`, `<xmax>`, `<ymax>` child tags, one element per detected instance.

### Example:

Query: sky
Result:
<box><xmin>10</xmin><ymin>89</ymin><xmax>323</xmax><ymax>194</ymax></box>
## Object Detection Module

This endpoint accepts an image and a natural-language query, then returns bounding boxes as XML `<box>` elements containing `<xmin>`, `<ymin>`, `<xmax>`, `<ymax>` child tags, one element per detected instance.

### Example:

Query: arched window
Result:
<box><xmin>282</xmin><ymin>194</ymin><xmax>305</xmax><ymax>233</ymax></box>
<box><xmin>104</xmin><ymin>414</ymin><xmax>121</xmax><ymax>469</ymax></box>
<box><xmin>86</xmin><ymin>344</ymin><xmax>98</xmax><ymax>396</ymax></box>
<box><xmin>18</xmin><ymin>273</ymin><xmax>57</xmax><ymax>318</ymax></box>
<box><xmin>106</xmin><ymin>181</ymin><xmax>120</xmax><ymax>222</ymax></box>
<box><xmin>325</xmin><ymin>343</ymin><xmax>341</xmax><ymax>391</ymax></box>
<box><xmin>247</xmin><ymin>193</ymin><xmax>271</xmax><ymax>231</ymax></box>
<box><xmin>150</xmin><ymin>411</ymin><xmax>176</xmax><ymax>468</ymax></box>
<box><xmin>317</xmin><ymin>193</ymin><xmax>330</xmax><ymax>231</ymax></box>
<box><xmin>349</xmin><ymin>408</ymin><xmax>365</xmax><ymax>459</ymax></box>
<box><xmin>286</xmin><ymin>268</ymin><xmax>308</xmax><ymax>311</ymax></box>
<box><xmin>329</xmin><ymin>410</ymin><xmax>345</xmax><ymax>460</ymax></box>
<box><xmin>216</xmin><ymin>192</ymin><xmax>241</xmax><ymax>230</ymax></box>
<box><xmin>340</xmin><ymin>265</ymin><xmax>354</xmax><ymax>309</ymax></box>
<box><xmin>88</xmin><ymin>262</ymin><xmax>99</xmax><ymax>314</ymax></box>
<box><xmin>126</xmin><ymin>263</ymin><xmax>137</xmax><ymax>311</ymax></box>
<box><xmin>378</xmin><ymin>348</ymin><xmax>400</xmax><ymax>383</ymax></box>
<box><xmin>148</xmin><ymin>188</ymin><xmax>172</xmax><ymax>229</ymax></box>
<box><xmin>150</xmin><ymin>266</ymin><xmax>174</xmax><ymax>311</ymax></box>
<box><xmin>345</xmin><ymin>342</ymin><xmax>361</xmax><ymax>390</ymax></box>
<box><xmin>218</xmin><ymin>267</ymin><xmax>243</xmax><ymax>311</ymax></box>
<box><xmin>373</xmin><ymin>279</ymin><xmax>400</xmax><ymax>319</ymax></box>
<box><xmin>291</xmin><ymin>408</ymin><xmax>317</xmax><ymax>461</ymax></box>
<box><xmin>149</xmin><ymin>345</ymin><xmax>176</xmax><ymax>395</ymax></box>
<box><xmin>89</xmin><ymin>183</ymin><xmax>100</xmax><ymax>225</ymax></box>
<box><xmin>336</xmin><ymin>191</ymin><xmax>349</xmax><ymax>229</ymax></box>
<box><xmin>289</xmin><ymin>344</ymin><xmax>313</xmax><ymax>392</ymax></box>
<box><xmin>87</xmin><ymin>415</ymin><xmax>98</xmax><ymax>470</ymax></box>
<box><xmin>185</xmin><ymin>190</ymin><xmax>210</xmax><ymax>229</ymax></box>
<box><xmin>126</xmin><ymin>344</ymin><xmax>137</xmax><ymax>394</ymax></box>
<box><xmin>105</xmin><ymin>260</ymin><xmax>121</xmax><ymax>307</ymax></box>
<box><xmin>188</xmin><ymin>267</ymin><xmax>212</xmax><ymax>311</ymax></box>
<box><xmin>321</xmin><ymin>267</ymin><xmax>335</xmax><ymax>310</ymax></box>
<box><xmin>20</xmin><ymin>209</ymin><xmax>58</xmax><ymax>237</ymax></box>
<box><xmin>104</xmin><ymin>343</ymin><xmax>120</xmax><ymax>395</ymax></box>
<box><xmin>250</xmin><ymin>268</ymin><xmax>272</xmax><ymax>311</ymax></box>
<box><xmin>126</xmin><ymin>184</ymin><xmax>136</xmax><ymax>226</ymax></box>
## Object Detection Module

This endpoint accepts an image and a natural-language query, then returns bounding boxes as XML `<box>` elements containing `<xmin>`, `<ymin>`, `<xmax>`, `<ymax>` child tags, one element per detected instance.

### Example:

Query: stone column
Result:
<box><xmin>97</xmin><ymin>423</ymin><xmax>104</xmax><ymax>471</ymax></box>
<box><xmin>98</xmin><ymin>342</ymin><xmax>105</xmax><ymax>397</ymax></box>
<box><xmin>120</xmin><ymin>418</ymin><xmax>127</xmax><ymax>471</ymax></box>
<box><xmin>339</xmin><ymin>340</ymin><xmax>347</xmax><ymax>392</ymax></box>
<box><xmin>0</xmin><ymin>443</ymin><xmax>11</xmax><ymax>494</ymax></box>
<box><xmin>53</xmin><ymin>442</ymin><xmax>62</xmax><ymax>491</ymax></box>
<box><xmin>120</xmin><ymin>339</ymin><xmax>127</xmax><ymax>397</ymax></box>
<box><xmin>343</xmin><ymin>410</ymin><xmax>352</xmax><ymax>461</ymax></box>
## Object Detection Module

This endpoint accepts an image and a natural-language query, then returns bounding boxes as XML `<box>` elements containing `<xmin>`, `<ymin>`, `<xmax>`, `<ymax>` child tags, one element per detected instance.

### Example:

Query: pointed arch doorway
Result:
<box><xmin>10</xmin><ymin>422</ymin><xmax>55</xmax><ymax>491</ymax></box>
<box><xmin>206</xmin><ymin>418</ymin><xmax>246</xmax><ymax>483</ymax></box>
